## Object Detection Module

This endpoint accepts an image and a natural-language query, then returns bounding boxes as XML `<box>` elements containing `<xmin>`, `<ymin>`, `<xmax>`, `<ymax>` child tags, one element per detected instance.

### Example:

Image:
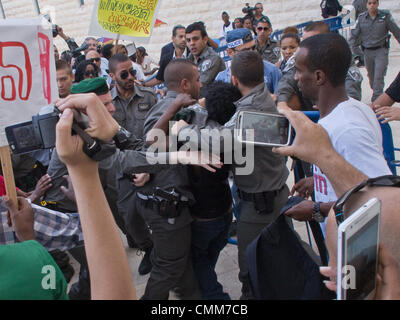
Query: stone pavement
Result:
<box><xmin>68</xmin><ymin>51</ymin><xmax>400</xmax><ymax>301</ymax></box>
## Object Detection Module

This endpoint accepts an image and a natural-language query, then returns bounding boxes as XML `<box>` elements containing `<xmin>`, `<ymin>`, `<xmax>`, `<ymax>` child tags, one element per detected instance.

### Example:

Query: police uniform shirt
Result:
<box><xmin>187</xmin><ymin>46</ymin><xmax>226</xmax><ymax>86</ymax></box>
<box><xmin>351</xmin><ymin>10</ymin><xmax>400</xmax><ymax>49</ymax></box>
<box><xmin>254</xmin><ymin>38</ymin><xmax>281</xmax><ymax>64</ymax></box>
<box><xmin>111</xmin><ymin>85</ymin><xmax>157</xmax><ymax>139</ymax></box>
<box><xmin>177</xmin><ymin>83</ymin><xmax>289</xmax><ymax>194</ymax></box>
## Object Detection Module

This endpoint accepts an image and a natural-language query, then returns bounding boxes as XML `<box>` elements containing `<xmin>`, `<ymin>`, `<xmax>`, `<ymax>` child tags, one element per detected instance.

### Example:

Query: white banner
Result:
<box><xmin>0</xmin><ymin>18</ymin><xmax>58</xmax><ymax>146</ymax></box>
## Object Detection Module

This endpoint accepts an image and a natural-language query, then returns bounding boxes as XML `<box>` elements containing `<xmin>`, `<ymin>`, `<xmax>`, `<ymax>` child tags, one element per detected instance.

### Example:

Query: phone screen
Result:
<box><xmin>343</xmin><ymin>214</ymin><xmax>379</xmax><ymax>300</ymax></box>
<box><xmin>240</xmin><ymin>112</ymin><xmax>290</xmax><ymax>146</ymax></box>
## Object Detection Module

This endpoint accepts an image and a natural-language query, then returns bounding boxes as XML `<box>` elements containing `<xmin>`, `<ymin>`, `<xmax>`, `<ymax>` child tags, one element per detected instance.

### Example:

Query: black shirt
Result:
<box><xmin>386</xmin><ymin>72</ymin><xmax>400</xmax><ymax>102</ymax></box>
<box><xmin>321</xmin><ymin>0</ymin><xmax>343</xmax><ymax>19</ymax></box>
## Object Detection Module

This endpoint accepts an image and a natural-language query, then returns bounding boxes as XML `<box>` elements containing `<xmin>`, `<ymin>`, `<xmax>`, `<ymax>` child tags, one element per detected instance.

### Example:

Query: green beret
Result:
<box><xmin>71</xmin><ymin>77</ymin><xmax>109</xmax><ymax>95</ymax></box>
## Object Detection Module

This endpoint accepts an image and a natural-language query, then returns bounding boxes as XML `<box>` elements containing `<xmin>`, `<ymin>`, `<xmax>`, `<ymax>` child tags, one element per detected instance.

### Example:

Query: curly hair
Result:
<box><xmin>202</xmin><ymin>81</ymin><xmax>242</xmax><ymax>125</ymax></box>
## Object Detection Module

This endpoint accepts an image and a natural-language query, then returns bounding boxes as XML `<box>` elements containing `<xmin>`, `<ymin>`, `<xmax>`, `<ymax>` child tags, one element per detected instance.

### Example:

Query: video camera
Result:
<box><xmin>5</xmin><ymin>105</ymin><xmax>116</xmax><ymax>162</ymax></box>
<box><xmin>242</xmin><ymin>3</ymin><xmax>256</xmax><ymax>18</ymax></box>
<box><xmin>71</xmin><ymin>42</ymin><xmax>89</xmax><ymax>58</ymax></box>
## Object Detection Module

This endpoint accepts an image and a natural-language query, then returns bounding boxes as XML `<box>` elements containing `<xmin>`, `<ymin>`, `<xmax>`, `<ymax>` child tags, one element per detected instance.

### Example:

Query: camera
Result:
<box><xmin>242</xmin><ymin>3</ymin><xmax>256</xmax><ymax>18</ymax></box>
<box><xmin>43</xmin><ymin>14</ymin><xmax>59</xmax><ymax>38</ymax></box>
<box><xmin>5</xmin><ymin>105</ymin><xmax>116</xmax><ymax>162</ymax></box>
<box><xmin>71</xmin><ymin>42</ymin><xmax>89</xmax><ymax>58</ymax></box>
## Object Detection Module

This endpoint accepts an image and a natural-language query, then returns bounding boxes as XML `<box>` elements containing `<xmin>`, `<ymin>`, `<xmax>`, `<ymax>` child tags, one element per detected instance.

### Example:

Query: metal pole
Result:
<box><xmin>32</xmin><ymin>0</ymin><xmax>40</xmax><ymax>15</ymax></box>
<box><xmin>0</xmin><ymin>0</ymin><xmax>6</xmax><ymax>19</ymax></box>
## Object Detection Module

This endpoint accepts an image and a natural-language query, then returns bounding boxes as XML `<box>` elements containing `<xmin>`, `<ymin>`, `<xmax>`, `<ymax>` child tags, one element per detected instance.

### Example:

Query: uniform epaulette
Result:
<box><xmin>138</xmin><ymin>85</ymin><xmax>158</xmax><ymax>97</ymax></box>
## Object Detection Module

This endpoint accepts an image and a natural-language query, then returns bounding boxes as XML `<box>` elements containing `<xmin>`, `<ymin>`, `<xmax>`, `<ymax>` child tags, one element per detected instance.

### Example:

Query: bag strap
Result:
<box><xmin>308</xmin><ymin>220</ymin><xmax>329</xmax><ymax>266</ymax></box>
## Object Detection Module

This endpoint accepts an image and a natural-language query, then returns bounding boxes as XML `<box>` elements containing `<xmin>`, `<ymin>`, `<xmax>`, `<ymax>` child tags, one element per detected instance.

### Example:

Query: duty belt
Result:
<box><xmin>362</xmin><ymin>45</ymin><xmax>386</xmax><ymax>51</ymax></box>
<box><xmin>237</xmin><ymin>186</ymin><xmax>284</xmax><ymax>202</ymax></box>
<box><xmin>136</xmin><ymin>192</ymin><xmax>189</xmax><ymax>203</ymax></box>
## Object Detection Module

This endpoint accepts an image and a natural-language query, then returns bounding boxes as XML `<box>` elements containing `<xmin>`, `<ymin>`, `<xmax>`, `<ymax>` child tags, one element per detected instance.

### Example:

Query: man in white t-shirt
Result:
<box><xmin>220</xmin><ymin>11</ymin><xmax>234</xmax><ymax>41</ymax></box>
<box><xmin>285</xmin><ymin>33</ymin><xmax>391</xmax><ymax>231</ymax></box>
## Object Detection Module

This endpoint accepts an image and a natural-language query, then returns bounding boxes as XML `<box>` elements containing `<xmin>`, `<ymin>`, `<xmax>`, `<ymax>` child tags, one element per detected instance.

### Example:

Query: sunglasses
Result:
<box><xmin>333</xmin><ymin>175</ymin><xmax>400</xmax><ymax>225</ymax></box>
<box><xmin>89</xmin><ymin>57</ymin><xmax>101</xmax><ymax>63</ymax></box>
<box><xmin>120</xmin><ymin>69</ymin><xmax>137</xmax><ymax>80</ymax></box>
<box><xmin>84</xmin><ymin>70</ymin><xmax>97</xmax><ymax>77</ymax></box>
<box><xmin>257</xmin><ymin>27</ymin><xmax>270</xmax><ymax>32</ymax></box>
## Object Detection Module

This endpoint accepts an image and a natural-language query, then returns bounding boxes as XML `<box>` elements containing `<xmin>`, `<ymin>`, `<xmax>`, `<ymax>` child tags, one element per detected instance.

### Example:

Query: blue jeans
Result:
<box><xmin>191</xmin><ymin>210</ymin><xmax>233</xmax><ymax>300</ymax></box>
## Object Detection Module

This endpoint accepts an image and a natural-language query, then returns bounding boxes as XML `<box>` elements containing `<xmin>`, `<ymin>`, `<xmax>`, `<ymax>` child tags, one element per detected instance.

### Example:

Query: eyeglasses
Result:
<box><xmin>88</xmin><ymin>58</ymin><xmax>101</xmax><ymax>63</ymax></box>
<box><xmin>333</xmin><ymin>175</ymin><xmax>400</xmax><ymax>225</ymax></box>
<box><xmin>120</xmin><ymin>69</ymin><xmax>137</xmax><ymax>80</ymax></box>
<box><xmin>257</xmin><ymin>27</ymin><xmax>270</xmax><ymax>32</ymax></box>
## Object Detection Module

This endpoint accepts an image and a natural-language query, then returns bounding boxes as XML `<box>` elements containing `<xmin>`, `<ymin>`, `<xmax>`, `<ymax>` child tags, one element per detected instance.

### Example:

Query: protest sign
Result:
<box><xmin>0</xmin><ymin>18</ymin><xmax>58</xmax><ymax>207</ymax></box>
<box><xmin>89</xmin><ymin>0</ymin><xmax>163</xmax><ymax>43</ymax></box>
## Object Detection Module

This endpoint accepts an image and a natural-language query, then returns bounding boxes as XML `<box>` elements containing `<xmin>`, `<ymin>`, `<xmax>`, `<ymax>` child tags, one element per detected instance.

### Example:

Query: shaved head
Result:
<box><xmin>164</xmin><ymin>59</ymin><xmax>197</xmax><ymax>89</ymax></box>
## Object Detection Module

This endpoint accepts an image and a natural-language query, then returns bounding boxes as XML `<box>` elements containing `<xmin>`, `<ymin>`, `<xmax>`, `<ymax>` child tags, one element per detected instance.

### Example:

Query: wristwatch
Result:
<box><xmin>113</xmin><ymin>125</ymin><xmax>132</xmax><ymax>150</ymax></box>
<box><xmin>312</xmin><ymin>202</ymin><xmax>325</xmax><ymax>222</ymax></box>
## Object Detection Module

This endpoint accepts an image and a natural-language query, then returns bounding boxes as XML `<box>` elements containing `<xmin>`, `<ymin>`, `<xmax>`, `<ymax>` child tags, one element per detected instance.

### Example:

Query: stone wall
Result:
<box><xmin>2</xmin><ymin>0</ymin><xmax>400</xmax><ymax>60</ymax></box>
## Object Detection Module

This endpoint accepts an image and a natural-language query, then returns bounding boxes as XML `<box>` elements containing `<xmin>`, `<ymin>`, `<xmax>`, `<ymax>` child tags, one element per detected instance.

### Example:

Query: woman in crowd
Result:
<box><xmin>74</xmin><ymin>60</ymin><xmax>99</xmax><ymax>83</ymax></box>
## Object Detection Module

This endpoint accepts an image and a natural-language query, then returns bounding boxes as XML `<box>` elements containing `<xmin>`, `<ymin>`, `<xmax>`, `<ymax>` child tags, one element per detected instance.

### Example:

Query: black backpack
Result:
<box><xmin>246</xmin><ymin>213</ymin><xmax>335</xmax><ymax>300</ymax></box>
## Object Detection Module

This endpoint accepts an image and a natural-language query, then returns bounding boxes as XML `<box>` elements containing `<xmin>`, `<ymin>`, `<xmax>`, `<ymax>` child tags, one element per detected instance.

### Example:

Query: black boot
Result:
<box><xmin>138</xmin><ymin>246</ymin><xmax>153</xmax><ymax>276</ymax></box>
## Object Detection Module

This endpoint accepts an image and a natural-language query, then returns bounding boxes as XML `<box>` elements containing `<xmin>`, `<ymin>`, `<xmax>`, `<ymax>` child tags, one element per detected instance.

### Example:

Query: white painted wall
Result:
<box><xmin>2</xmin><ymin>0</ymin><xmax>400</xmax><ymax>60</ymax></box>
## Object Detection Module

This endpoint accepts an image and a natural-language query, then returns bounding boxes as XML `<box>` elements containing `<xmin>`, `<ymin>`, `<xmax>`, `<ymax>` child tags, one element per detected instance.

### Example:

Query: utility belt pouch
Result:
<box><xmin>154</xmin><ymin>198</ymin><xmax>181</xmax><ymax>219</ymax></box>
<box><xmin>254</xmin><ymin>192</ymin><xmax>275</xmax><ymax>215</ymax></box>
<box><xmin>153</xmin><ymin>187</ymin><xmax>182</xmax><ymax>219</ymax></box>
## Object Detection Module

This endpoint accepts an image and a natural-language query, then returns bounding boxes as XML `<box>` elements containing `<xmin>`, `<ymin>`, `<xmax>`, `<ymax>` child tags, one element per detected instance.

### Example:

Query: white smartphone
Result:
<box><xmin>337</xmin><ymin>198</ymin><xmax>381</xmax><ymax>300</ymax></box>
<box><xmin>236</xmin><ymin>110</ymin><xmax>292</xmax><ymax>147</ymax></box>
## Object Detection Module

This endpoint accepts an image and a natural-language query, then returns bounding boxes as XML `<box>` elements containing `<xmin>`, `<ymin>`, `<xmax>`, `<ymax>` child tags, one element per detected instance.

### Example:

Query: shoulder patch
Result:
<box><xmin>201</xmin><ymin>59</ymin><xmax>212</xmax><ymax>72</ymax></box>
<box><xmin>273</xmin><ymin>47</ymin><xmax>281</xmax><ymax>58</ymax></box>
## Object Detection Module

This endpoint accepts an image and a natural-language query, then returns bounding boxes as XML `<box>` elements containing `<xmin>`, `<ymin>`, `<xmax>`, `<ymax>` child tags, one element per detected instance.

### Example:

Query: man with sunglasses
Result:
<box><xmin>109</xmin><ymin>54</ymin><xmax>157</xmax><ymax>139</ymax></box>
<box><xmin>254</xmin><ymin>17</ymin><xmax>281</xmax><ymax>64</ymax></box>
<box><xmin>86</xmin><ymin>50</ymin><xmax>110</xmax><ymax>83</ymax></box>
<box><xmin>283</xmin><ymin>33</ymin><xmax>391</xmax><ymax>234</ymax></box>
<box><xmin>215</xmin><ymin>28</ymin><xmax>282</xmax><ymax>94</ymax></box>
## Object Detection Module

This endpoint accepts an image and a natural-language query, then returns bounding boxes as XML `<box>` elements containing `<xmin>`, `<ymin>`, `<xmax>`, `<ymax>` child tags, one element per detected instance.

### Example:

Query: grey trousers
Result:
<box><xmin>364</xmin><ymin>47</ymin><xmax>389</xmax><ymax>101</ymax></box>
<box><xmin>237</xmin><ymin>185</ymin><xmax>290</xmax><ymax>298</ymax></box>
<box><xmin>134</xmin><ymin>196</ymin><xmax>201</xmax><ymax>300</ymax></box>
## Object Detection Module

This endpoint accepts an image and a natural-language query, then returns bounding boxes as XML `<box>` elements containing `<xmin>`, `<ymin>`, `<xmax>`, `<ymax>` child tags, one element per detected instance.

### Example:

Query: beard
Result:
<box><xmin>116</xmin><ymin>78</ymin><xmax>135</xmax><ymax>91</ymax></box>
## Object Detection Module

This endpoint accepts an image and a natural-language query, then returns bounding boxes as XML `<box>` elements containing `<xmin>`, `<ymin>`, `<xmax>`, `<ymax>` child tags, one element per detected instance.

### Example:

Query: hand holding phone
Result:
<box><xmin>236</xmin><ymin>110</ymin><xmax>292</xmax><ymax>147</ymax></box>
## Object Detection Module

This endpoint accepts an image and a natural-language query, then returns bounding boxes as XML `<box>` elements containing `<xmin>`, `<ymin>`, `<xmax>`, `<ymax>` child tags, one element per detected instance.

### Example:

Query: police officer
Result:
<box><xmin>175</xmin><ymin>51</ymin><xmax>290</xmax><ymax>299</ymax></box>
<box><xmin>216</xmin><ymin>28</ymin><xmax>282</xmax><ymax>94</ymax></box>
<box><xmin>276</xmin><ymin>21</ymin><xmax>363</xmax><ymax>110</ymax></box>
<box><xmin>186</xmin><ymin>22</ymin><xmax>226</xmax><ymax>86</ymax></box>
<box><xmin>131</xmin><ymin>59</ymin><xmax>202</xmax><ymax>300</ymax></box>
<box><xmin>350</xmin><ymin>0</ymin><xmax>400</xmax><ymax>101</ymax></box>
<box><xmin>108</xmin><ymin>53</ymin><xmax>157</xmax><ymax>274</ymax></box>
<box><xmin>254</xmin><ymin>17</ymin><xmax>281</xmax><ymax>64</ymax></box>
<box><xmin>109</xmin><ymin>53</ymin><xmax>158</xmax><ymax>138</ymax></box>
<box><xmin>352</xmin><ymin>0</ymin><xmax>368</xmax><ymax>67</ymax></box>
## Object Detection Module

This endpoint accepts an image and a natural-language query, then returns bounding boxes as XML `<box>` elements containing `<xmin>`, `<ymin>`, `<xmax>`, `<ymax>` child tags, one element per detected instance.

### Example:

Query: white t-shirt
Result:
<box><xmin>131</xmin><ymin>62</ymin><xmax>145</xmax><ymax>81</ymax></box>
<box><xmin>313</xmin><ymin>98</ymin><xmax>391</xmax><ymax>232</ymax></box>
<box><xmin>221</xmin><ymin>22</ymin><xmax>234</xmax><ymax>39</ymax></box>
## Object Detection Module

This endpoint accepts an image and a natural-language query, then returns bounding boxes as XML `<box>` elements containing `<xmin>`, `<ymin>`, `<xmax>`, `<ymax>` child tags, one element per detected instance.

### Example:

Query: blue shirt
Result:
<box><xmin>215</xmin><ymin>60</ymin><xmax>282</xmax><ymax>94</ymax></box>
